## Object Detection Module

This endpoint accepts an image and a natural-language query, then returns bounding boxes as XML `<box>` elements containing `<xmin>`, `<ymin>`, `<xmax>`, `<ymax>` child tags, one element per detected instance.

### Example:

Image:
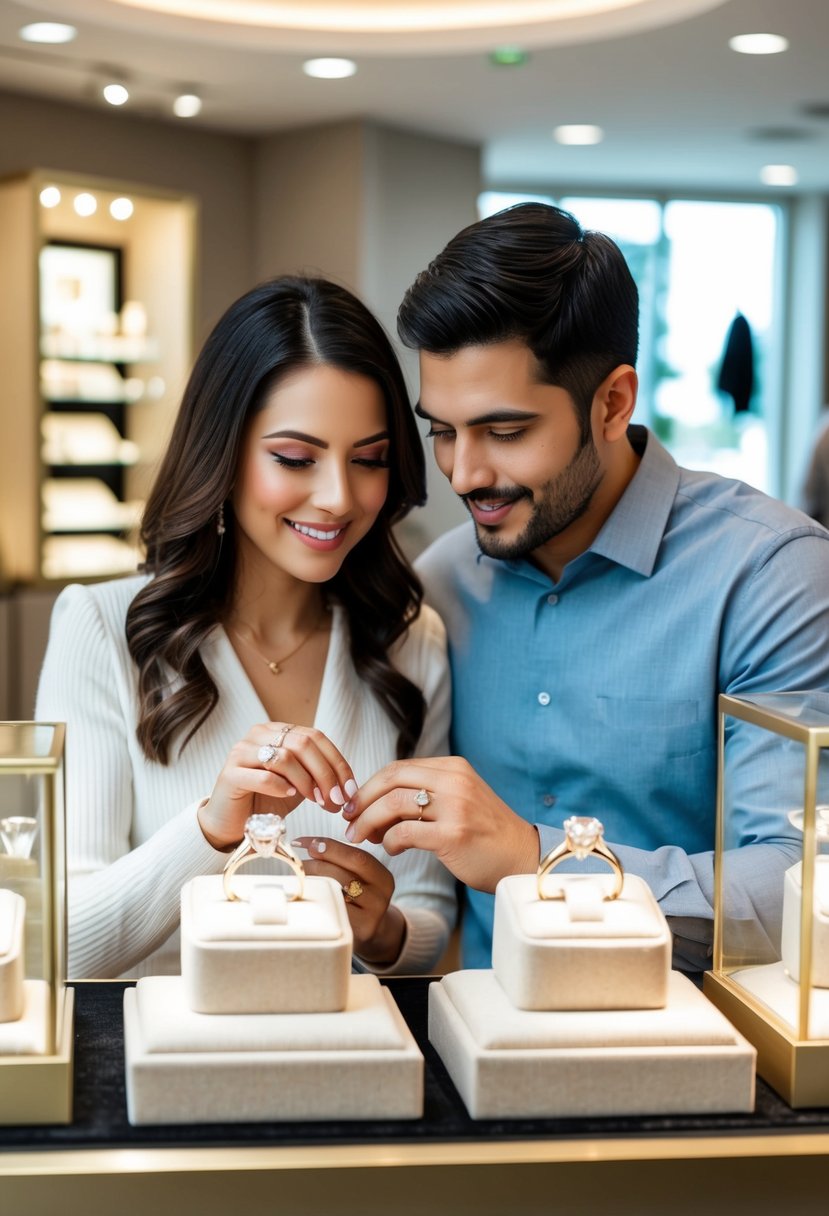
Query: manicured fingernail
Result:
<box><xmin>286</xmin><ymin>787</ymin><xmax>297</xmax><ymax>796</ymax></box>
<box><xmin>342</xmin><ymin>800</ymin><xmax>356</xmax><ymax>816</ymax></box>
<box><xmin>314</xmin><ymin>839</ymin><xmax>327</xmax><ymax>854</ymax></box>
<box><xmin>330</xmin><ymin>785</ymin><xmax>345</xmax><ymax>806</ymax></box>
<box><xmin>345</xmin><ymin>779</ymin><xmax>358</xmax><ymax>797</ymax></box>
<box><xmin>345</xmin><ymin>824</ymin><xmax>355</xmax><ymax>842</ymax></box>
<box><xmin>314</xmin><ymin>787</ymin><xmax>325</xmax><ymax>805</ymax></box>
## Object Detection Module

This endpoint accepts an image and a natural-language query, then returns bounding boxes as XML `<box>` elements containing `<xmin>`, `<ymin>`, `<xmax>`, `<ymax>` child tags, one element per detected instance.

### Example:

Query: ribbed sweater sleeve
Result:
<box><xmin>35</xmin><ymin>583</ymin><xmax>229</xmax><ymax>978</ymax></box>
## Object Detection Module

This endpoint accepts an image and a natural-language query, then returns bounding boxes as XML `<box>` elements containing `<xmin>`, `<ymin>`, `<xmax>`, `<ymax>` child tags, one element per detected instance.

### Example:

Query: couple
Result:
<box><xmin>37</xmin><ymin>203</ymin><xmax>829</xmax><ymax>980</ymax></box>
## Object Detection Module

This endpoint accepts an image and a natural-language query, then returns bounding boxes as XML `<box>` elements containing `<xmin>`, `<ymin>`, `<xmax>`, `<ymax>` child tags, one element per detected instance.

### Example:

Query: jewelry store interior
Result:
<box><xmin>2</xmin><ymin>3</ymin><xmax>829</xmax><ymax>1213</ymax></box>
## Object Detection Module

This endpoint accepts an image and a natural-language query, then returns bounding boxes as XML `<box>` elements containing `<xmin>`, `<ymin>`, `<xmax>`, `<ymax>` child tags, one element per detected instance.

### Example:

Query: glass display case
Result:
<box><xmin>0</xmin><ymin>722</ymin><xmax>73</xmax><ymax>1124</ymax></box>
<box><xmin>704</xmin><ymin>692</ymin><xmax>829</xmax><ymax>1107</ymax></box>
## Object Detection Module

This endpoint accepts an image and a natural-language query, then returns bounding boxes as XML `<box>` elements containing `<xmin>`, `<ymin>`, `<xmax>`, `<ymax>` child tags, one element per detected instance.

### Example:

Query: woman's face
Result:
<box><xmin>231</xmin><ymin>363</ymin><xmax>391</xmax><ymax>585</ymax></box>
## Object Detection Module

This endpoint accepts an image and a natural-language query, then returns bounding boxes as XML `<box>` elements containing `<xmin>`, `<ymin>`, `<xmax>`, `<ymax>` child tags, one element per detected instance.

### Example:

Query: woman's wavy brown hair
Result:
<box><xmin>126</xmin><ymin>276</ymin><xmax>428</xmax><ymax>764</ymax></box>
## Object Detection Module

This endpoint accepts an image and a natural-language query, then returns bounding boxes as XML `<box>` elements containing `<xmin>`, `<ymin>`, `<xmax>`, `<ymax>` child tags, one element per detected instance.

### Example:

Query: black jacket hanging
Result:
<box><xmin>717</xmin><ymin>311</ymin><xmax>754</xmax><ymax>413</ymax></box>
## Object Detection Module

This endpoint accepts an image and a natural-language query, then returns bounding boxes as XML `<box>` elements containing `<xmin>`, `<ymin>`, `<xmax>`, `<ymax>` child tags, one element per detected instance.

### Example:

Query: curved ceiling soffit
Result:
<box><xmin>19</xmin><ymin>0</ymin><xmax>731</xmax><ymax>55</ymax></box>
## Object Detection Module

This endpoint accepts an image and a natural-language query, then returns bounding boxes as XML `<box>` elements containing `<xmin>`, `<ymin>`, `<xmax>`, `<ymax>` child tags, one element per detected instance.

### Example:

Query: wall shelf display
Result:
<box><xmin>705</xmin><ymin>692</ymin><xmax>829</xmax><ymax>1107</ymax></box>
<box><xmin>0</xmin><ymin>170</ymin><xmax>195</xmax><ymax>585</ymax></box>
<box><xmin>0</xmin><ymin>722</ymin><xmax>73</xmax><ymax>1124</ymax></box>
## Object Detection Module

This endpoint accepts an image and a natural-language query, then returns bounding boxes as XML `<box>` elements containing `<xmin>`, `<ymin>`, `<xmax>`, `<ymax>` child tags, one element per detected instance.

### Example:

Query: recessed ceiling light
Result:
<box><xmin>110</xmin><ymin>197</ymin><xmax>134</xmax><ymax>221</ymax></box>
<box><xmin>760</xmin><ymin>164</ymin><xmax>798</xmax><ymax>186</ymax></box>
<box><xmin>19</xmin><ymin>23</ymin><xmax>77</xmax><ymax>45</ymax></box>
<box><xmin>39</xmin><ymin>186</ymin><xmax>61</xmax><ymax>209</ymax></box>
<box><xmin>302</xmin><ymin>58</ymin><xmax>357</xmax><ymax>79</ymax></box>
<box><xmin>73</xmin><ymin>193</ymin><xmax>98</xmax><ymax>217</ymax></box>
<box><xmin>729</xmin><ymin>33</ymin><xmax>789</xmax><ymax>55</ymax></box>
<box><xmin>173</xmin><ymin>93</ymin><xmax>202</xmax><ymax>118</ymax></box>
<box><xmin>489</xmin><ymin>47</ymin><xmax>529</xmax><ymax>67</ymax></box>
<box><xmin>103</xmin><ymin>83</ymin><xmax>130</xmax><ymax>106</ymax></box>
<box><xmin>553</xmin><ymin>124</ymin><xmax>604</xmax><ymax>145</ymax></box>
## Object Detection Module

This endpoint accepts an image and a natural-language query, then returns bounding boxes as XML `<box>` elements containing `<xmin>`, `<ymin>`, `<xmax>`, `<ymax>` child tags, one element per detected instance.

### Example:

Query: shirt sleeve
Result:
<box><xmin>35</xmin><ymin>584</ymin><xmax>228</xmax><ymax>979</ymax></box>
<box><xmin>356</xmin><ymin>606</ymin><xmax>457</xmax><ymax>975</ymax></box>
<box><xmin>541</xmin><ymin>529</ymin><xmax>829</xmax><ymax>971</ymax></box>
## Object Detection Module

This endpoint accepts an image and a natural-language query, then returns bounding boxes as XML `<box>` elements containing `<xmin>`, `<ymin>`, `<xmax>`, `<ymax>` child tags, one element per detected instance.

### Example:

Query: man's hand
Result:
<box><xmin>343</xmin><ymin>756</ymin><xmax>540</xmax><ymax>893</ymax></box>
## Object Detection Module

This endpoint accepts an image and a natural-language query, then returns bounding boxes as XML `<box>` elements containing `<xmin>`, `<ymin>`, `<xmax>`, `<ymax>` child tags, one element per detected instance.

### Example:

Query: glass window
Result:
<box><xmin>478</xmin><ymin>192</ymin><xmax>783</xmax><ymax>494</ymax></box>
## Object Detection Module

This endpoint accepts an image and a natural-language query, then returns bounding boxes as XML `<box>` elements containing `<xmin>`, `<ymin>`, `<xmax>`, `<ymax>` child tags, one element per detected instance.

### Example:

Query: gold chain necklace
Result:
<box><xmin>229</xmin><ymin>604</ymin><xmax>326</xmax><ymax>676</ymax></box>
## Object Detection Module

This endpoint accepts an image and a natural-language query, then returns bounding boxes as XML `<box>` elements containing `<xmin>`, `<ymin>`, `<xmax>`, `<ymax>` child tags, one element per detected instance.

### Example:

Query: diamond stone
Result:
<box><xmin>0</xmin><ymin>815</ymin><xmax>39</xmax><ymax>860</ymax></box>
<box><xmin>245</xmin><ymin>812</ymin><xmax>285</xmax><ymax>857</ymax></box>
<box><xmin>414</xmin><ymin>789</ymin><xmax>430</xmax><ymax>807</ymax></box>
<box><xmin>563</xmin><ymin>815</ymin><xmax>603</xmax><ymax>860</ymax></box>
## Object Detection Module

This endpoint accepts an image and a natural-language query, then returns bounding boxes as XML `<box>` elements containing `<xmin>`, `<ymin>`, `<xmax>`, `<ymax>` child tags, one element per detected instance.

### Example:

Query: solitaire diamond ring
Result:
<box><xmin>257</xmin><ymin>724</ymin><xmax>294</xmax><ymax>766</ymax></box>
<box><xmin>222</xmin><ymin>812</ymin><xmax>305</xmax><ymax>902</ymax></box>
<box><xmin>536</xmin><ymin>815</ymin><xmax>624</xmax><ymax>901</ymax></box>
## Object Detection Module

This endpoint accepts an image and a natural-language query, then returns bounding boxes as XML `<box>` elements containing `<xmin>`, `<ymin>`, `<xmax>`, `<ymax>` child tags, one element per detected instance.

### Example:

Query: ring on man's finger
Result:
<box><xmin>414</xmin><ymin>788</ymin><xmax>431</xmax><ymax>820</ymax></box>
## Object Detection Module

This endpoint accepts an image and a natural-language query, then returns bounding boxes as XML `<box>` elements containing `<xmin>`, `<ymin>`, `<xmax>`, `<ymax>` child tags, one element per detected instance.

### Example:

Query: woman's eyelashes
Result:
<box><xmin>269</xmin><ymin>448</ymin><xmax>389</xmax><ymax>470</ymax></box>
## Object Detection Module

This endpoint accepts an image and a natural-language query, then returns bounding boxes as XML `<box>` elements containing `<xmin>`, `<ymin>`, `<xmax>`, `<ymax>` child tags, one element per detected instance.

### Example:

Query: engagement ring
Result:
<box><xmin>223</xmin><ymin>812</ymin><xmax>305</xmax><ymax>901</ymax></box>
<box><xmin>536</xmin><ymin>815</ymin><xmax>624</xmax><ymax>901</ymax></box>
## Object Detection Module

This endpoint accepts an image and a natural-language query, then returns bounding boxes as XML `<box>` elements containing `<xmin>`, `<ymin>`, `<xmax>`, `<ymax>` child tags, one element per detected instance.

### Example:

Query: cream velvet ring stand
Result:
<box><xmin>429</xmin><ymin>873</ymin><xmax>756</xmax><ymax>1118</ymax></box>
<box><xmin>123</xmin><ymin>875</ymin><xmax>423</xmax><ymax>1124</ymax></box>
<box><xmin>0</xmin><ymin>889</ymin><xmax>51</xmax><ymax>1055</ymax></box>
<box><xmin>729</xmin><ymin>857</ymin><xmax>829</xmax><ymax>1038</ymax></box>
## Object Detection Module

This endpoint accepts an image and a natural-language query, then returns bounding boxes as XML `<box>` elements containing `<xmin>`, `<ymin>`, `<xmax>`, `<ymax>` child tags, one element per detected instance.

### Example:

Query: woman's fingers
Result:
<box><xmin>256</xmin><ymin>724</ymin><xmax>358</xmax><ymax>809</ymax></box>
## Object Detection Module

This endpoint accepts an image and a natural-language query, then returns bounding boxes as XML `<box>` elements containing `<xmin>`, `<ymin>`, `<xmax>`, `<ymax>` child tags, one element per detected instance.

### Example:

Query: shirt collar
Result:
<box><xmin>588</xmin><ymin>425</ymin><xmax>680</xmax><ymax>577</ymax></box>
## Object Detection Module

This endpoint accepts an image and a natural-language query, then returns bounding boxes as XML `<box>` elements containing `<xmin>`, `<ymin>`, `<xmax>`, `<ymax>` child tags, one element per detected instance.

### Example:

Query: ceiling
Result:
<box><xmin>2</xmin><ymin>0</ymin><xmax>829</xmax><ymax>193</ymax></box>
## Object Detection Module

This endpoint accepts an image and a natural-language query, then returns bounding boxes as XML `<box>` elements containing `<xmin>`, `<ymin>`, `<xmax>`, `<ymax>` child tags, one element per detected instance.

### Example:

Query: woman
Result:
<box><xmin>36</xmin><ymin>276</ymin><xmax>455</xmax><ymax>979</ymax></box>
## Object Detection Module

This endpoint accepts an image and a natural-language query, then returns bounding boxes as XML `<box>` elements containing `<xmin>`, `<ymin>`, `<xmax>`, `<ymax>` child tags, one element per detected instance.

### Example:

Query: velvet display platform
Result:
<box><xmin>2</xmin><ymin>978</ymin><xmax>829</xmax><ymax>1149</ymax></box>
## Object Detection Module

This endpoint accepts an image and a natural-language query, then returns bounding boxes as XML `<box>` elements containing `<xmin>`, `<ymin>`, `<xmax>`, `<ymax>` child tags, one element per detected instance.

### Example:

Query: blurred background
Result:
<box><xmin>1</xmin><ymin>0</ymin><xmax>828</xmax><ymax>713</ymax></box>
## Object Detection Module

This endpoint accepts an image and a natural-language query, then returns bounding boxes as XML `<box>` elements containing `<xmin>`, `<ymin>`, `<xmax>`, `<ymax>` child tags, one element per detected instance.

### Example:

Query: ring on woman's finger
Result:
<box><xmin>342</xmin><ymin>878</ymin><xmax>364</xmax><ymax>903</ymax></box>
<box><xmin>257</xmin><ymin>723</ymin><xmax>295</xmax><ymax>765</ymax></box>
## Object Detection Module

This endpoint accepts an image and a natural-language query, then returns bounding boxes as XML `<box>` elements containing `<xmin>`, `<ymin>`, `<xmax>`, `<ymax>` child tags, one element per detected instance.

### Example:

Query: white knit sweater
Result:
<box><xmin>35</xmin><ymin>576</ymin><xmax>456</xmax><ymax>979</ymax></box>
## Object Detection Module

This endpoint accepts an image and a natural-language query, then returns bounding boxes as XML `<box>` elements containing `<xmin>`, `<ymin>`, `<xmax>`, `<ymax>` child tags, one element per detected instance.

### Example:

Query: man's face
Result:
<box><xmin>417</xmin><ymin>339</ymin><xmax>605</xmax><ymax>564</ymax></box>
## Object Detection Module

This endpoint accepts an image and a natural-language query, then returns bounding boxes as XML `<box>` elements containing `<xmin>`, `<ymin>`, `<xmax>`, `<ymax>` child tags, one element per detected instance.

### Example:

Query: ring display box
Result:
<box><xmin>492</xmin><ymin>872</ymin><xmax>671</xmax><ymax>1010</ymax></box>
<box><xmin>124</xmin><ymin>875</ymin><xmax>423</xmax><ymax>1124</ymax></box>
<box><xmin>431</xmin><ymin>872</ymin><xmax>755</xmax><ymax>1119</ymax></box>
<box><xmin>704</xmin><ymin>692</ymin><xmax>829</xmax><ymax>1107</ymax></box>
<box><xmin>182</xmin><ymin>874</ymin><xmax>352</xmax><ymax>1013</ymax></box>
<box><xmin>0</xmin><ymin>722</ymin><xmax>73</xmax><ymax>1124</ymax></box>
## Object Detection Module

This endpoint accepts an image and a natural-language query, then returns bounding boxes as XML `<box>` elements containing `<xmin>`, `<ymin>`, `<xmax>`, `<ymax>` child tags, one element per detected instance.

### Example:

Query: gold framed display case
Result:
<box><xmin>0</xmin><ymin>722</ymin><xmax>73</xmax><ymax>1124</ymax></box>
<box><xmin>0</xmin><ymin>169</ymin><xmax>196</xmax><ymax>586</ymax></box>
<box><xmin>704</xmin><ymin>692</ymin><xmax>829</xmax><ymax>1107</ymax></box>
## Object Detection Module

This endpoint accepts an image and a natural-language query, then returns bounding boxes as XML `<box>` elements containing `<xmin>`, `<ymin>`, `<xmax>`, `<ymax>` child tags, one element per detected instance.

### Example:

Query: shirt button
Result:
<box><xmin>546</xmin><ymin>594</ymin><xmax>559</xmax><ymax>606</ymax></box>
<box><xmin>542</xmin><ymin>793</ymin><xmax>556</xmax><ymax>807</ymax></box>
<box><xmin>537</xmin><ymin>691</ymin><xmax>551</xmax><ymax>706</ymax></box>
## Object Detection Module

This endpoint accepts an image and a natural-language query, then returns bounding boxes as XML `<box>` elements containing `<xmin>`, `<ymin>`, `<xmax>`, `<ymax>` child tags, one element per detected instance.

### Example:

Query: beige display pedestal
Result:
<box><xmin>123</xmin><ymin>875</ymin><xmax>423</xmax><ymax>1124</ymax></box>
<box><xmin>430</xmin><ymin>873</ymin><xmax>755</xmax><ymax>1118</ymax></box>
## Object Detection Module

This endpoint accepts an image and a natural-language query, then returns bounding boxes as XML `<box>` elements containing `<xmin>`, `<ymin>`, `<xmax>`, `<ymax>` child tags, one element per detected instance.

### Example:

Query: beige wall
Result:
<box><xmin>0</xmin><ymin>89</ymin><xmax>256</xmax><ymax>342</ymax></box>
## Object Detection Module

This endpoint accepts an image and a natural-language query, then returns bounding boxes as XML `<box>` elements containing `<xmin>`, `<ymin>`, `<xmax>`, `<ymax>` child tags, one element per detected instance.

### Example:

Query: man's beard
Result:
<box><xmin>464</xmin><ymin>435</ymin><xmax>602</xmax><ymax>562</ymax></box>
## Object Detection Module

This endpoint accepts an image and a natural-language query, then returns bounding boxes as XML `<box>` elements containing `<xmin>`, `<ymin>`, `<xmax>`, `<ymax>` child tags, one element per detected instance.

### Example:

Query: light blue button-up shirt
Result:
<box><xmin>417</xmin><ymin>427</ymin><xmax>829</xmax><ymax>970</ymax></box>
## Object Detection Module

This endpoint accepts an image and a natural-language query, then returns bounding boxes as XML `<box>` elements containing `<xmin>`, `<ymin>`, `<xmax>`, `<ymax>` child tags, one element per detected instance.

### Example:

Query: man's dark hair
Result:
<box><xmin>397</xmin><ymin>202</ymin><xmax>639</xmax><ymax>439</ymax></box>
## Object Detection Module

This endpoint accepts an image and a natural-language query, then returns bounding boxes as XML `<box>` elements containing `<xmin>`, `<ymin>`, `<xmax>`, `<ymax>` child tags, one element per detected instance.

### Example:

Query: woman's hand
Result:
<box><xmin>197</xmin><ymin>722</ymin><xmax>359</xmax><ymax>850</ymax></box>
<box><xmin>291</xmin><ymin>836</ymin><xmax>406</xmax><ymax>966</ymax></box>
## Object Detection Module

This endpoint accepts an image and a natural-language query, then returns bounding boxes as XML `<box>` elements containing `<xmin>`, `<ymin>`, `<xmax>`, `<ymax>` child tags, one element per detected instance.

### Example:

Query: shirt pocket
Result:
<box><xmin>595</xmin><ymin>696</ymin><xmax>709</xmax><ymax>758</ymax></box>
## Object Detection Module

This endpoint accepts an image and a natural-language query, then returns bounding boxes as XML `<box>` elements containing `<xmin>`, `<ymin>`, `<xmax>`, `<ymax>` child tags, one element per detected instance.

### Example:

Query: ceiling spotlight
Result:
<box><xmin>553</xmin><ymin>124</ymin><xmax>604</xmax><ymax>145</ymax></box>
<box><xmin>173</xmin><ymin>93</ymin><xmax>202</xmax><ymax>118</ymax></box>
<box><xmin>110</xmin><ymin>197</ymin><xmax>134</xmax><ymax>221</ymax></box>
<box><xmin>19</xmin><ymin>23</ymin><xmax>77</xmax><ymax>44</ymax></box>
<box><xmin>489</xmin><ymin>47</ymin><xmax>529</xmax><ymax>67</ymax></box>
<box><xmin>760</xmin><ymin>164</ymin><xmax>798</xmax><ymax>186</ymax></box>
<box><xmin>729</xmin><ymin>33</ymin><xmax>789</xmax><ymax>55</ymax></box>
<box><xmin>73</xmin><ymin>193</ymin><xmax>97</xmax><ymax>217</ymax></box>
<box><xmin>302</xmin><ymin>58</ymin><xmax>357</xmax><ymax>80</ymax></box>
<box><xmin>39</xmin><ymin>186</ymin><xmax>61</xmax><ymax>209</ymax></box>
<box><xmin>103</xmin><ymin>83</ymin><xmax>129</xmax><ymax>106</ymax></box>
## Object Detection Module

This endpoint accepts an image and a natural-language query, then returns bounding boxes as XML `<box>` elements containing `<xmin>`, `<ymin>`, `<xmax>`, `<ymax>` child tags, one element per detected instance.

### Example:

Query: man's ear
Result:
<box><xmin>595</xmin><ymin>364</ymin><xmax>638</xmax><ymax>440</ymax></box>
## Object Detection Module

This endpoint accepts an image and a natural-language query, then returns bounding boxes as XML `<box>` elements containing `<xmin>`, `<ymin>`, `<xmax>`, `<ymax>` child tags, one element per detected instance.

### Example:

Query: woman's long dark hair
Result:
<box><xmin>126</xmin><ymin>276</ymin><xmax>427</xmax><ymax>764</ymax></box>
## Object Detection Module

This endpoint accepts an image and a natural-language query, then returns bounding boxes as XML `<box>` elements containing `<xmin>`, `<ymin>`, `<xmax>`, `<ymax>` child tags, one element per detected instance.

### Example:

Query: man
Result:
<box><xmin>343</xmin><ymin>202</ymin><xmax>829</xmax><ymax>970</ymax></box>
